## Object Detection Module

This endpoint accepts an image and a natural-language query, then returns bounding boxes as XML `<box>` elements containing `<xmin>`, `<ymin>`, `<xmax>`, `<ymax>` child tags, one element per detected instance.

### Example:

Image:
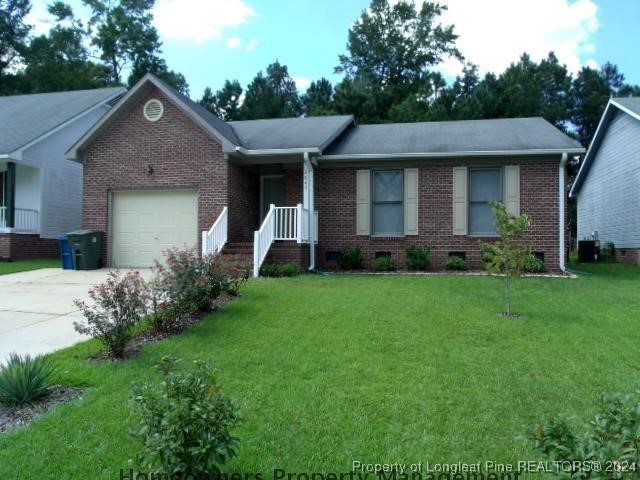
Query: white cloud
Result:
<box><xmin>244</xmin><ymin>39</ymin><xmax>259</xmax><ymax>51</ymax></box>
<box><xmin>292</xmin><ymin>76</ymin><xmax>312</xmax><ymax>90</ymax></box>
<box><xmin>153</xmin><ymin>0</ymin><xmax>256</xmax><ymax>44</ymax></box>
<box><xmin>437</xmin><ymin>0</ymin><xmax>599</xmax><ymax>77</ymax></box>
<box><xmin>226</xmin><ymin>36</ymin><xmax>242</xmax><ymax>49</ymax></box>
<box><xmin>25</xmin><ymin>2</ymin><xmax>55</xmax><ymax>36</ymax></box>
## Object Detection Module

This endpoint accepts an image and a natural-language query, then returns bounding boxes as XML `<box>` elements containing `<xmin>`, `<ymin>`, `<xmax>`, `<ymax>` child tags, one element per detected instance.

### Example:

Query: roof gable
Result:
<box><xmin>0</xmin><ymin>87</ymin><xmax>125</xmax><ymax>155</ymax></box>
<box><xmin>570</xmin><ymin>97</ymin><xmax>640</xmax><ymax>197</ymax></box>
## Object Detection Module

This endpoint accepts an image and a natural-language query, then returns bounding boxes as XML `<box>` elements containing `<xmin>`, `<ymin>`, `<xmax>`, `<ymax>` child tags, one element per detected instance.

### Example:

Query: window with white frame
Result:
<box><xmin>468</xmin><ymin>167</ymin><xmax>502</xmax><ymax>235</ymax></box>
<box><xmin>372</xmin><ymin>170</ymin><xmax>404</xmax><ymax>235</ymax></box>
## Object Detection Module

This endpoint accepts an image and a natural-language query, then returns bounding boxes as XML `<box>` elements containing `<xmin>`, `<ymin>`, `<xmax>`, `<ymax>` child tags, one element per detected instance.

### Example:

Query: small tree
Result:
<box><xmin>480</xmin><ymin>201</ymin><xmax>531</xmax><ymax>316</ymax></box>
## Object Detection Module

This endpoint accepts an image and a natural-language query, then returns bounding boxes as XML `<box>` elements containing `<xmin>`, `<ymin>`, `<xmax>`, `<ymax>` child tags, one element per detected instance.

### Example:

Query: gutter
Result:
<box><xmin>234</xmin><ymin>146</ymin><xmax>321</xmax><ymax>156</ymax></box>
<box><xmin>318</xmin><ymin>148</ymin><xmax>585</xmax><ymax>161</ymax></box>
<box><xmin>559</xmin><ymin>153</ymin><xmax>568</xmax><ymax>272</ymax></box>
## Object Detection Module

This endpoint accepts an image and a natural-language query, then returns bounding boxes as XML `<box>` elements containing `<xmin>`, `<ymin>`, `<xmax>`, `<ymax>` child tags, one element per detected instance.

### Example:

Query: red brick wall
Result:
<box><xmin>615</xmin><ymin>248</ymin><xmax>639</xmax><ymax>266</ymax></box>
<box><xmin>82</xmin><ymin>86</ymin><xmax>228</xmax><ymax>263</ymax></box>
<box><xmin>0</xmin><ymin>234</ymin><xmax>58</xmax><ymax>260</ymax></box>
<box><xmin>227</xmin><ymin>162</ymin><xmax>259</xmax><ymax>243</ymax></box>
<box><xmin>314</xmin><ymin>158</ymin><xmax>561</xmax><ymax>271</ymax></box>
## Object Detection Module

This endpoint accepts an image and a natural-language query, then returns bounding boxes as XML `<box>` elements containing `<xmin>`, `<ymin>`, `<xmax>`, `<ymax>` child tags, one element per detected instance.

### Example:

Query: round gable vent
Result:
<box><xmin>143</xmin><ymin>99</ymin><xmax>164</xmax><ymax>122</ymax></box>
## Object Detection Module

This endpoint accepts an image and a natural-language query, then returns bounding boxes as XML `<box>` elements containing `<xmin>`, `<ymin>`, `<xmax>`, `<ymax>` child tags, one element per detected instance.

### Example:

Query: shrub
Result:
<box><xmin>373</xmin><ymin>256</ymin><xmax>396</xmax><ymax>272</ymax></box>
<box><xmin>74</xmin><ymin>271</ymin><xmax>148</xmax><ymax>358</ymax></box>
<box><xmin>131</xmin><ymin>357</ymin><xmax>241</xmax><ymax>478</ymax></box>
<box><xmin>445</xmin><ymin>255</ymin><xmax>468</xmax><ymax>271</ymax></box>
<box><xmin>337</xmin><ymin>246</ymin><xmax>364</xmax><ymax>270</ymax></box>
<box><xmin>600</xmin><ymin>241</ymin><xmax>616</xmax><ymax>262</ymax></box>
<box><xmin>214</xmin><ymin>255</ymin><xmax>251</xmax><ymax>295</ymax></box>
<box><xmin>260</xmin><ymin>262</ymin><xmax>304</xmax><ymax>277</ymax></box>
<box><xmin>531</xmin><ymin>392</ymin><xmax>640</xmax><ymax>475</ymax></box>
<box><xmin>523</xmin><ymin>253</ymin><xmax>547</xmax><ymax>273</ymax></box>
<box><xmin>406</xmin><ymin>244</ymin><xmax>431</xmax><ymax>271</ymax></box>
<box><xmin>0</xmin><ymin>353</ymin><xmax>57</xmax><ymax>406</ymax></box>
<box><xmin>152</xmin><ymin>248</ymin><xmax>228</xmax><ymax>331</ymax></box>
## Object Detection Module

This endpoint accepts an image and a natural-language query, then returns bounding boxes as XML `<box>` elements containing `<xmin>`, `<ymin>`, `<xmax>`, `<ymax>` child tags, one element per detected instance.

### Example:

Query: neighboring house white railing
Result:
<box><xmin>201</xmin><ymin>207</ymin><xmax>228</xmax><ymax>257</ymax></box>
<box><xmin>253</xmin><ymin>204</ymin><xmax>318</xmax><ymax>277</ymax></box>
<box><xmin>0</xmin><ymin>207</ymin><xmax>39</xmax><ymax>233</ymax></box>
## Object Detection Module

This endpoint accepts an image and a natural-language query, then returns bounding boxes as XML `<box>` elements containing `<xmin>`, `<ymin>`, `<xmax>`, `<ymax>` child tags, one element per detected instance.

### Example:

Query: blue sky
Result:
<box><xmin>27</xmin><ymin>0</ymin><xmax>640</xmax><ymax>99</ymax></box>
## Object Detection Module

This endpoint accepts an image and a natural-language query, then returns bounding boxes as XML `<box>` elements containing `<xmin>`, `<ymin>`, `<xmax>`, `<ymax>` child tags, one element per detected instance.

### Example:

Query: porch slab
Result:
<box><xmin>0</xmin><ymin>268</ymin><xmax>153</xmax><ymax>361</ymax></box>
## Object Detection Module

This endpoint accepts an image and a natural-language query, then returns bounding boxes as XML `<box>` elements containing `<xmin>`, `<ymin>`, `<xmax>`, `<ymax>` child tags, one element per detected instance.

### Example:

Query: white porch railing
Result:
<box><xmin>0</xmin><ymin>207</ymin><xmax>39</xmax><ymax>233</ymax></box>
<box><xmin>253</xmin><ymin>204</ymin><xmax>318</xmax><ymax>277</ymax></box>
<box><xmin>201</xmin><ymin>207</ymin><xmax>228</xmax><ymax>257</ymax></box>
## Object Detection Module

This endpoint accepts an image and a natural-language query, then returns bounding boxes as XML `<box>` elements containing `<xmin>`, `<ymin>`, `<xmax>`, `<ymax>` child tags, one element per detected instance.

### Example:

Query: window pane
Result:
<box><xmin>373</xmin><ymin>204</ymin><xmax>403</xmax><ymax>235</ymax></box>
<box><xmin>469</xmin><ymin>169</ymin><xmax>501</xmax><ymax>202</ymax></box>
<box><xmin>373</xmin><ymin>170</ymin><xmax>403</xmax><ymax>202</ymax></box>
<box><xmin>469</xmin><ymin>202</ymin><xmax>497</xmax><ymax>234</ymax></box>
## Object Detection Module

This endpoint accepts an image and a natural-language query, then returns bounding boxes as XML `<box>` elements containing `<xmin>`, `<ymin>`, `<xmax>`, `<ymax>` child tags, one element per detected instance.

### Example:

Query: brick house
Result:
<box><xmin>67</xmin><ymin>74</ymin><xmax>584</xmax><ymax>274</ymax></box>
<box><xmin>0</xmin><ymin>87</ymin><xmax>125</xmax><ymax>260</ymax></box>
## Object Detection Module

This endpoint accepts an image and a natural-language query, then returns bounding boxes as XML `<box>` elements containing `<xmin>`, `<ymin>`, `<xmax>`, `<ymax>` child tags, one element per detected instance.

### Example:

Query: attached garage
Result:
<box><xmin>111</xmin><ymin>190</ymin><xmax>198</xmax><ymax>267</ymax></box>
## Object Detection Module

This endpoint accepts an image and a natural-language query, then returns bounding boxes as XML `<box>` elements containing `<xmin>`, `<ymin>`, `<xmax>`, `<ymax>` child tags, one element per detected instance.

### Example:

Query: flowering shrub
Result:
<box><xmin>73</xmin><ymin>271</ymin><xmax>148</xmax><ymax>358</ymax></box>
<box><xmin>131</xmin><ymin>357</ymin><xmax>240</xmax><ymax>478</ymax></box>
<box><xmin>151</xmin><ymin>248</ymin><xmax>228</xmax><ymax>331</ymax></box>
<box><xmin>214</xmin><ymin>255</ymin><xmax>251</xmax><ymax>296</ymax></box>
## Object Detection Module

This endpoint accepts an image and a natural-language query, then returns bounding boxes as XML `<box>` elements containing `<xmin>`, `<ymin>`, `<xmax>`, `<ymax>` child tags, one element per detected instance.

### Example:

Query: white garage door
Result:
<box><xmin>112</xmin><ymin>190</ymin><xmax>198</xmax><ymax>267</ymax></box>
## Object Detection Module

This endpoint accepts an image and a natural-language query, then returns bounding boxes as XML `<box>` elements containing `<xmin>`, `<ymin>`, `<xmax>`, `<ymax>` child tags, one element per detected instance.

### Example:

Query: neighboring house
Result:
<box><xmin>570</xmin><ymin>97</ymin><xmax>640</xmax><ymax>265</ymax></box>
<box><xmin>0</xmin><ymin>87</ymin><xmax>126</xmax><ymax>260</ymax></box>
<box><xmin>67</xmin><ymin>74</ymin><xmax>583</xmax><ymax>274</ymax></box>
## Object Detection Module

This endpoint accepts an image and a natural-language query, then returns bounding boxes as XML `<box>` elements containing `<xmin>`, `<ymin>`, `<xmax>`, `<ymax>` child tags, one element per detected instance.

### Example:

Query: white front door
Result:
<box><xmin>111</xmin><ymin>190</ymin><xmax>198</xmax><ymax>267</ymax></box>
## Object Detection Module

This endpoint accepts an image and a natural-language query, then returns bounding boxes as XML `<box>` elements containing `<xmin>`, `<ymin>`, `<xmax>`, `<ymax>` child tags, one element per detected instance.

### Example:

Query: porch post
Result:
<box><xmin>5</xmin><ymin>162</ymin><xmax>15</xmax><ymax>228</ymax></box>
<box><xmin>303</xmin><ymin>152</ymin><xmax>315</xmax><ymax>270</ymax></box>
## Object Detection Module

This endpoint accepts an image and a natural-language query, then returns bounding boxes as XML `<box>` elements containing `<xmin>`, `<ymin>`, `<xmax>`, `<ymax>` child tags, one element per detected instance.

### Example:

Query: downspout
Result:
<box><xmin>559</xmin><ymin>153</ymin><xmax>568</xmax><ymax>272</ymax></box>
<box><xmin>303</xmin><ymin>151</ymin><xmax>315</xmax><ymax>271</ymax></box>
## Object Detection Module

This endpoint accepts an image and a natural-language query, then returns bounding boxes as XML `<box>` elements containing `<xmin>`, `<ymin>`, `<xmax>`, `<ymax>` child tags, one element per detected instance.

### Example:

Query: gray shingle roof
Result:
<box><xmin>229</xmin><ymin>115</ymin><xmax>354</xmax><ymax>150</ymax></box>
<box><xmin>323</xmin><ymin>117</ymin><xmax>582</xmax><ymax>156</ymax></box>
<box><xmin>612</xmin><ymin>97</ymin><xmax>640</xmax><ymax>117</ymax></box>
<box><xmin>0</xmin><ymin>87</ymin><xmax>125</xmax><ymax>154</ymax></box>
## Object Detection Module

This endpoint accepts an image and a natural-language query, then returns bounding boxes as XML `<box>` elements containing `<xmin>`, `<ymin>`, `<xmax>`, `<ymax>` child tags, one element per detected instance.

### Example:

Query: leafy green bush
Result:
<box><xmin>337</xmin><ymin>246</ymin><xmax>364</xmax><ymax>270</ymax></box>
<box><xmin>600</xmin><ymin>241</ymin><xmax>616</xmax><ymax>262</ymax></box>
<box><xmin>74</xmin><ymin>271</ymin><xmax>148</xmax><ymax>358</ymax></box>
<box><xmin>373</xmin><ymin>256</ymin><xmax>396</xmax><ymax>272</ymax></box>
<box><xmin>406</xmin><ymin>244</ymin><xmax>431</xmax><ymax>270</ymax></box>
<box><xmin>523</xmin><ymin>253</ymin><xmax>547</xmax><ymax>273</ymax></box>
<box><xmin>0</xmin><ymin>353</ymin><xmax>57</xmax><ymax>406</ymax></box>
<box><xmin>131</xmin><ymin>357</ymin><xmax>240</xmax><ymax>478</ymax></box>
<box><xmin>531</xmin><ymin>392</ymin><xmax>640</xmax><ymax>476</ymax></box>
<box><xmin>260</xmin><ymin>262</ymin><xmax>303</xmax><ymax>277</ymax></box>
<box><xmin>445</xmin><ymin>255</ymin><xmax>468</xmax><ymax>271</ymax></box>
<box><xmin>152</xmin><ymin>248</ymin><xmax>228</xmax><ymax>331</ymax></box>
<box><xmin>214</xmin><ymin>255</ymin><xmax>251</xmax><ymax>295</ymax></box>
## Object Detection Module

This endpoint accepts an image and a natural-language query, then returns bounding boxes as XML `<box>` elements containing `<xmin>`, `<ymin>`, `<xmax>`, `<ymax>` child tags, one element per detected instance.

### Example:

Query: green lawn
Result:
<box><xmin>0</xmin><ymin>258</ymin><xmax>60</xmax><ymax>275</ymax></box>
<box><xmin>1</xmin><ymin>263</ymin><xmax>639</xmax><ymax>478</ymax></box>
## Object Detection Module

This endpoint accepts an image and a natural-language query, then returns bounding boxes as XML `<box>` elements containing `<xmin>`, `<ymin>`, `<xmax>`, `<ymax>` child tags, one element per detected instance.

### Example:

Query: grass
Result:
<box><xmin>0</xmin><ymin>263</ymin><xmax>639</xmax><ymax>478</ymax></box>
<box><xmin>0</xmin><ymin>258</ymin><xmax>60</xmax><ymax>275</ymax></box>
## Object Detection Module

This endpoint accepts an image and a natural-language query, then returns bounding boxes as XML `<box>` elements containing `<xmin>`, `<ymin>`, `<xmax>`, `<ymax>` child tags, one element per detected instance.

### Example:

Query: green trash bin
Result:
<box><xmin>66</xmin><ymin>230</ymin><xmax>103</xmax><ymax>270</ymax></box>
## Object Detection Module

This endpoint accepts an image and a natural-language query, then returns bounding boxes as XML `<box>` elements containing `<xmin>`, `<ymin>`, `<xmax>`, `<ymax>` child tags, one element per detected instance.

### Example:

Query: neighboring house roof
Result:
<box><xmin>570</xmin><ymin>97</ymin><xmax>640</xmax><ymax>197</ymax></box>
<box><xmin>321</xmin><ymin>117</ymin><xmax>583</xmax><ymax>159</ymax></box>
<box><xmin>229</xmin><ymin>116</ymin><xmax>354</xmax><ymax>152</ymax></box>
<box><xmin>0</xmin><ymin>87</ymin><xmax>125</xmax><ymax>155</ymax></box>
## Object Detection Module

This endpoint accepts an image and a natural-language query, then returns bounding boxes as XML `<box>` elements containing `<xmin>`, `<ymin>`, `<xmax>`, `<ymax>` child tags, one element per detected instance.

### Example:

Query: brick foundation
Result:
<box><xmin>0</xmin><ymin>234</ymin><xmax>59</xmax><ymax>260</ymax></box>
<box><xmin>266</xmin><ymin>241</ymin><xmax>309</xmax><ymax>268</ymax></box>
<box><xmin>615</xmin><ymin>248</ymin><xmax>639</xmax><ymax>266</ymax></box>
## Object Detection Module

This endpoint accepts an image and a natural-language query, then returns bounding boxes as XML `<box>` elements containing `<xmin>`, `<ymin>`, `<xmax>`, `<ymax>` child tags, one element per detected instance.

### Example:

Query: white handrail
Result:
<box><xmin>201</xmin><ymin>207</ymin><xmax>228</xmax><ymax>257</ymax></box>
<box><xmin>0</xmin><ymin>207</ymin><xmax>5</xmax><ymax>229</ymax></box>
<box><xmin>0</xmin><ymin>207</ymin><xmax>39</xmax><ymax>233</ymax></box>
<box><xmin>253</xmin><ymin>204</ymin><xmax>276</xmax><ymax>277</ymax></box>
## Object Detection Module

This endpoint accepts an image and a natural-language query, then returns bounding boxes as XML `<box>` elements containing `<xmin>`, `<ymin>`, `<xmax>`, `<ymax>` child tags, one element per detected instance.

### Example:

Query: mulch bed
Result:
<box><xmin>0</xmin><ymin>386</ymin><xmax>85</xmax><ymax>433</ymax></box>
<box><xmin>90</xmin><ymin>292</ymin><xmax>236</xmax><ymax>361</ymax></box>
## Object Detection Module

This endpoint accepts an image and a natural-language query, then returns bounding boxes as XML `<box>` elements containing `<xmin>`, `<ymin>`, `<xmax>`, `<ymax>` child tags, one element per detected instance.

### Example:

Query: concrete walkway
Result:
<box><xmin>0</xmin><ymin>268</ymin><xmax>153</xmax><ymax>361</ymax></box>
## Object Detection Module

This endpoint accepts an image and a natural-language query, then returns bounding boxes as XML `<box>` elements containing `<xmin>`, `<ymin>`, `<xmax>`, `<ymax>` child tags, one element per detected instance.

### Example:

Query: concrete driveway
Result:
<box><xmin>0</xmin><ymin>268</ymin><xmax>153</xmax><ymax>361</ymax></box>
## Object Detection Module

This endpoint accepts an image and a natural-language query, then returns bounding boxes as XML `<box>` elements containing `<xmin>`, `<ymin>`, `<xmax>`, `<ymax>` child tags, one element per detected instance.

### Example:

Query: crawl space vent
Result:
<box><xmin>143</xmin><ymin>99</ymin><xmax>164</xmax><ymax>122</ymax></box>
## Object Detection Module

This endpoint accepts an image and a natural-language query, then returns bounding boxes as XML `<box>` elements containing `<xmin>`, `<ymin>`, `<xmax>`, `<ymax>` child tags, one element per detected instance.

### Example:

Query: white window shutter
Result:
<box><xmin>504</xmin><ymin>165</ymin><xmax>520</xmax><ymax>216</ymax></box>
<box><xmin>452</xmin><ymin>167</ymin><xmax>468</xmax><ymax>235</ymax></box>
<box><xmin>404</xmin><ymin>168</ymin><xmax>419</xmax><ymax>235</ymax></box>
<box><xmin>356</xmin><ymin>169</ymin><xmax>371</xmax><ymax>235</ymax></box>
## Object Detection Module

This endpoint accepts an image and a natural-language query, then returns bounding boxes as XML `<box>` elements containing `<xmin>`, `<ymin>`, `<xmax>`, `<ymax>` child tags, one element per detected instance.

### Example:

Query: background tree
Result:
<box><xmin>240</xmin><ymin>61</ymin><xmax>302</xmax><ymax>119</ymax></box>
<box><xmin>199</xmin><ymin>80</ymin><xmax>243</xmax><ymax>120</ymax></box>
<box><xmin>128</xmin><ymin>55</ymin><xmax>189</xmax><ymax>94</ymax></box>
<box><xmin>480</xmin><ymin>202</ymin><xmax>531</xmax><ymax>317</ymax></box>
<box><xmin>0</xmin><ymin>0</ymin><xmax>31</xmax><ymax>94</ymax></box>
<box><xmin>301</xmin><ymin>78</ymin><xmax>335</xmax><ymax>116</ymax></box>
<box><xmin>335</xmin><ymin>0</ymin><xmax>461</xmax><ymax>122</ymax></box>
<box><xmin>20</xmin><ymin>1</ymin><xmax>111</xmax><ymax>92</ymax></box>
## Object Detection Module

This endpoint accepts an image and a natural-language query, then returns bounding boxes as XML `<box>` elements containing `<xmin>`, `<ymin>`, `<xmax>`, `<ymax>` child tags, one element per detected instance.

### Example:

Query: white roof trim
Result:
<box><xmin>319</xmin><ymin>148</ymin><xmax>584</xmax><ymax>161</ymax></box>
<box><xmin>235</xmin><ymin>146</ymin><xmax>321</xmax><ymax>156</ymax></box>
<box><xmin>610</xmin><ymin>99</ymin><xmax>640</xmax><ymax>122</ymax></box>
